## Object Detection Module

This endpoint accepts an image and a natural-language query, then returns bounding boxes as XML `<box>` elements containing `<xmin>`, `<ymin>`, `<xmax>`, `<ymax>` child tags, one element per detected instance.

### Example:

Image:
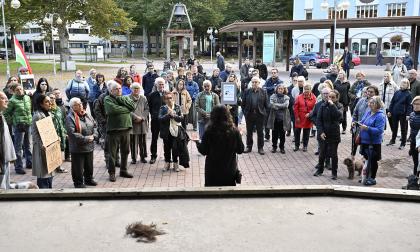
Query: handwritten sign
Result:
<box><xmin>36</xmin><ymin>117</ymin><xmax>62</xmax><ymax>173</ymax></box>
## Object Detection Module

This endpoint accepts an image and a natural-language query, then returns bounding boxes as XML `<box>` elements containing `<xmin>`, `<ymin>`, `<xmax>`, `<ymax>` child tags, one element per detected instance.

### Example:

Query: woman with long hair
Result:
<box><xmin>173</xmin><ymin>79</ymin><xmax>192</xmax><ymax>129</ymax></box>
<box><xmin>193</xmin><ymin>105</ymin><xmax>244</xmax><ymax>186</ymax></box>
<box><xmin>32</xmin><ymin>78</ymin><xmax>51</xmax><ymax>111</ymax></box>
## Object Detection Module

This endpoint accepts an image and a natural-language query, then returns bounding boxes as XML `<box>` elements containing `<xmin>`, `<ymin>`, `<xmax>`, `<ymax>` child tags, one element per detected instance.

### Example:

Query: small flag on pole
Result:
<box><xmin>14</xmin><ymin>36</ymin><xmax>32</xmax><ymax>74</ymax></box>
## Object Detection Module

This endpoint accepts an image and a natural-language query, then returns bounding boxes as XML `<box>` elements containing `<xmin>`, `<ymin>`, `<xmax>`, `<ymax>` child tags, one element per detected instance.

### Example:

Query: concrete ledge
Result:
<box><xmin>1</xmin><ymin>185</ymin><xmax>420</xmax><ymax>201</ymax></box>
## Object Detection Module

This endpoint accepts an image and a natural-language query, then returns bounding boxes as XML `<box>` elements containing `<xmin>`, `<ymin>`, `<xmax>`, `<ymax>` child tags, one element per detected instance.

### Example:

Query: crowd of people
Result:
<box><xmin>1</xmin><ymin>51</ymin><xmax>420</xmax><ymax>189</ymax></box>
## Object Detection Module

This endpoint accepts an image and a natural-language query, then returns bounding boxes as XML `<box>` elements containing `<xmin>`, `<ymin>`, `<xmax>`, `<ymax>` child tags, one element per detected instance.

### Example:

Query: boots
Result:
<box><xmin>173</xmin><ymin>162</ymin><xmax>180</xmax><ymax>172</ymax></box>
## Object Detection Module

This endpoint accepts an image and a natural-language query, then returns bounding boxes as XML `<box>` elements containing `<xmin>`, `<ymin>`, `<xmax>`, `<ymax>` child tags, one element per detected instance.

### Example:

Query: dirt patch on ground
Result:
<box><xmin>377</xmin><ymin>157</ymin><xmax>410</xmax><ymax>179</ymax></box>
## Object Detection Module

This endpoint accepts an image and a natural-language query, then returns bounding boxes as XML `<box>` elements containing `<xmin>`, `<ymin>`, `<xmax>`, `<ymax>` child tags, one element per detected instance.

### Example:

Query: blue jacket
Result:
<box><xmin>122</xmin><ymin>86</ymin><xmax>132</xmax><ymax>96</ymax></box>
<box><xmin>263</xmin><ymin>77</ymin><xmax>283</xmax><ymax>96</ymax></box>
<box><xmin>90</xmin><ymin>83</ymin><xmax>107</xmax><ymax>102</ymax></box>
<box><xmin>219</xmin><ymin>70</ymin><xmax>231</xmax><ymax>82</ymax></box>
<box><xmin>389</xmin><ymin>89</ymin><xmax>412</xmax><ymax>116</ymax></box>
<box><xmin>185</xmin><ymin>80</ymin><xmax>199</xmax><ymax>101</ymax></box>
<box><xmin>409</xmin><ymin>111</ymin><xmax>420</xmax><ymax>141</ymax></box>
<box><xmin>360</xmin><ymin>110</ymin><xmax>386</xmax><ymax>145</ymax></box>
<box><xmin>86</xmin><ymin>77</ymin><xmax>96</xmax><ymax>101</ymax></box>
<box><xmin>65</xmin><ymin>78</ymin><xmax>89</xmax><ymax>100</ymax></box>
<box><xmin>142</xmin><ymin>72</ymin><xmax>158</xmax><ymax>96</ymax></box>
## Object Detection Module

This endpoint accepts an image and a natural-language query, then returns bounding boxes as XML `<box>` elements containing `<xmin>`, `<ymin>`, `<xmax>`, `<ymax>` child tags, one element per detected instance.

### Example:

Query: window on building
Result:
<box><xmin>69</xmin><ymin>42</ymin><xmax>86</xmax><ymax>48</ymax></box>
<box><xmin>356</xmin><ymin>5</ymin><xmax>378</xmax><ymax>18</ymax></box>
<box><xmin>352</xmin><ymin>42</ymin><xmax>360</xmax><ymax>54</ymax></box>
<box><xmin>18</xmin><ymin>29</ymin><xmax>30</xmax><ymax>34</ymax></box>
<box><xmin>68</xmin><ymin>28</ymin><xmax>89</xmax><ymax>34</ymax></box>
<box><xmin>305</xmin><ymin>9</ymin><xmax>312</xmax><ymax>20</ymax></box>
<box><xmin>402</xmin><ymin>42</ymin><xmax>410</xmax><ymax>51</ymax></box>
<box><xmin>387</xmin><ymin>3</ymin><xmax>406</xmax><ymax>17</ymax></box>
<box><xmin>301</xmin><ymin>43</ymin><xmax>314</xmax><ymax>52</ymax></box>
<box><xmin>360</xmin><ymin>39</ymin><xmax>368</xmax><ymax>56</ymax></box>
<box><xmin>368</xmin><ymin>42</ymin><xmax>377</xmax><ymax>55</ymax></box>
<box><xmin>30</xmin><ymin>28</ymin><xmax>41</xmax><ymax>33</ymax></box>
<box><xmin>328</xmin><ymin>7</ymin><xmax>347</xmax><ymax>19</ymax></box>
<box><xmin>383</xmin><ymin>42</ymin><xmax>391</xmax><ymax>56</ymax></box>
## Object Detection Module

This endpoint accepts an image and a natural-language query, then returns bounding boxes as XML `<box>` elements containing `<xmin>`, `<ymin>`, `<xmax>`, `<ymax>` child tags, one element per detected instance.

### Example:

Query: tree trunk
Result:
<box><xmin>58</xmin><ymin>22</ymin><xmax>70</xmax><ymax>71</ymax></box>
<box><xmin>156</xmin><ymin>31</ymin><xmax>161</xmax><ymax>57</ymax></box>
<box><xmin>142</xmin><ymin>25</ymin><xmax>147</xmax><ymax>59</ymax></box>
<box><xmin>126</xmin><ymin>32</ymin><xmax>131</xmax><ymax>57</ymax></box>
<box><xmin>147</xmin><ymin>31</ymin><xmax>151</xmax><ymax>55</ymax></box>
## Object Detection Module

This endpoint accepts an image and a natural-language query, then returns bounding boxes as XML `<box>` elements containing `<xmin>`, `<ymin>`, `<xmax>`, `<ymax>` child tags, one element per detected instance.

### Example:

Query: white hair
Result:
<box><xmin>203</xmin><ymin>80</ymin><xmax>212</xmax><ymax>87</ymax></box>
<box><xmin>89</xmin><ymin>68</ymin><xmax>96</xmax><ymax>75</ymax></box>
<box><xmin>109</xmin><ymin>80</ymin><xmax>121</xmax><ymax>91</ymax></box>
<box><xmin>69</xmin><ymin>97</ymin><xmax>81</xmax><ymax>109</ymax></box>
<box><xmin>106</xmin><ymin>80</ymin><xmax>118</xmax><ymax>92</ymax></box>
<box><xmin>225</xmin><ymin>63</ymin><xmax>232</xmax><ymax>69</ymax></box>
<box><xmin>130</xmin><ymin>82</ymin><xmax>142</xmax><ymax>90</ymax></box>
<box><xmin>154</xmin><ymin>77</ymin><xmax>165</xmax><ymax>85</ymax></box>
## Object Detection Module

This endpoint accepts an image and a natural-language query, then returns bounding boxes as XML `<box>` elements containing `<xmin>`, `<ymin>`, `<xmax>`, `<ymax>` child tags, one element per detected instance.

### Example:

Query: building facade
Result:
<box><xmin>292</xmin><ymin>0</ymin><xmax>420</xmax><ymax>63</ymax></box>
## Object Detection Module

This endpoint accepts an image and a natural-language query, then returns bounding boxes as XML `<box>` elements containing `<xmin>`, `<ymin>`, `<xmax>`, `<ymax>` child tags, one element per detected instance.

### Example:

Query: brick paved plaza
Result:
<box><xmin>10</xmin><ymin>120</ymin><xmax>412</xmax><ymax>190</ymax></box>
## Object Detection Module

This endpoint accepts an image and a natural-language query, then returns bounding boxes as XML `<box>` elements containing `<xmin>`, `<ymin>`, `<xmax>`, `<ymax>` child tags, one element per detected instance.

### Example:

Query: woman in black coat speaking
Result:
<box><xmin>193</xmin><ymin>105</ymin><xmax>244</xmax><ymax>186</ymax></box>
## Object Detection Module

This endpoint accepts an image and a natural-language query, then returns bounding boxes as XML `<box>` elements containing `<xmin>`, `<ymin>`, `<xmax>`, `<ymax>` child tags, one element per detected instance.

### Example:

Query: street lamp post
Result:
<box><xmin>1</xmin><ymin>0</ymin><xmax>21</xmax><ymax>78</ymax></box>
<box><xmin>321</xmin><ymin>0</ymin><xmax>350</xmax><ymax>65</ymax></box>
<box><xmin>43</xmin><ymin>13</ymin><xmax>62</xmax><ymax>75</ymax></box>
<box><xmin>207</xmin><ymin>27</ymin><xmax>218</xmax><ymax>62</ymax></box>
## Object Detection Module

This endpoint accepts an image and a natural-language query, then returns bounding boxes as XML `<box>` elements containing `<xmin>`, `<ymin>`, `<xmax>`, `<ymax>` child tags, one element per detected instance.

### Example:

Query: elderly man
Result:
<box><xmin>219</xmin><ymin>63</ymin><xmax>233</xmax><ymax>82</ymax></box>
<box><xmin>147</xmin><ymin>77</ymin><xmax>166</xmax><ymax>164</ymax></box>
<box><xmin>195</xmin><ymin>80</ymin><xmax>220</xmax><ymax>139</ymax></box>
<box><xmin>104</xmin><ymin>81</ymin><xmax>135</xmax><ymax>182</ymax></box>
<box><xmin>65</xmin><ymin>69</ymin><xmax>90</xmax><ymax>109</ymax></box>
<box><xmin>241</xmin><ymin>77</ymin><xmax>269</xmax><ymax>155</ymax></box>
<box><xmin>0</xmin><ymin>91</ymin><xmax>16</xmax><ymax>189</ymax></box>
<box><xmin>409</xmin><ymin>69</ymin><xmax>420</xmax><ymax>98</ymax></box>
<box><xmin>216</xmin><ymin>51</ymin><xmax>225</xmax><ymax>72</ymax></box>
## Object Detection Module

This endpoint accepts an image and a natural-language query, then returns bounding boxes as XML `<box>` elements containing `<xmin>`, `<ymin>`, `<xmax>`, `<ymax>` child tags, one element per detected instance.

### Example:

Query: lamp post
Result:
<box><xmin>207</xmin><ymin>27</ymin><xmax>218</xmax><ymax>62</ymax></box>
<box><xmin>43</xmin><ymin>13</ymin><xmax>62</xmax><ymax>75</ymax></box>
<box><xmin>1</xmin><ymin>0</ymin><xmax>21</xmax><ymax>78</ymax></box>
<box><xmin>321</xmin><ymin>0</ymin><xmax>350</xmax><ymax>65</ymax></box>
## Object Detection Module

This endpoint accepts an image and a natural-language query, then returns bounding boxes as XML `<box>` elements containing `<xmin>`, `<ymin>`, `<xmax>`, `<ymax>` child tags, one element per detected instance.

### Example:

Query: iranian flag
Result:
<box><xmin>14</xmin><ymin>36</ymin><xmax>32</xmax><ymax>74</ymax></box>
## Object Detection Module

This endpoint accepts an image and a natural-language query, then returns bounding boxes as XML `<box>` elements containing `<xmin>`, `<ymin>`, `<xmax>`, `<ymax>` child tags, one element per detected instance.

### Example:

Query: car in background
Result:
<box><xmin>315</xmin><ymin>53</ymin><xmax>361</xmax><ymax>69</ymax></box>
<box><xmin>289</xmin><ymin>52</ymin><xmax>322</xmax><ymax>66</ymax></box>
<box><xmin>0</xmin><ymin>49</ymin><xmax>13</xmax><ymax>59</ymax></box>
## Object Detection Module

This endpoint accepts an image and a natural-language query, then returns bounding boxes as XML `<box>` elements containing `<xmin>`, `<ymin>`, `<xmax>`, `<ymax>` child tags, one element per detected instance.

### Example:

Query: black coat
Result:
<box><xmin>148</xmin><ymin>91</ymin><xmax>164</xmax><ymax>120</ymax></box>
<box><xmin>158</xmin><ymin>104</ymin><xmax>183</xmax><ymax>140</ymax></box>
<box><xmin>255</xmin><ymin>64</ymin><xmax>268</xmax><ymax>80</ymax></box>
<box><xmin>241</xmin><ymin>88</ymin><xmax>269</xmax><ymax>117</ymax></box>
<box><xmin>334</xmin><ymin>80</ymin><xmax>351</xmax><ymax>107</ymax></box>
<box><xmin>316</xmin><ymin>102</ymin><xmax>343</xmax><ymax>143</ymax></box>
<box><xmin>197</xmin><ymin>127</ymin><xmax>244</xmax><ymax>186</ymax></box>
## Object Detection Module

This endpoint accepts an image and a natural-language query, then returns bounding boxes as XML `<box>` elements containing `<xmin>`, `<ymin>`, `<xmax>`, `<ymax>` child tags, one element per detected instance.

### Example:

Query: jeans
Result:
<box><xmin>317</xmin><ymin>141</ymin><xmax>339</xmax><ymax>176</ymax></box>
<box><xmin>198</xmin><ymin>119</ymin><xmax>208</xmax><ymax>140</ymax></box>
<box><xmin>71</xmin><ymin>152</ymin><xmax>94</xmax><ymax>186</ymax></box>
<box><xmin>391</xmin><ymin>114</ymin><xmax>408</xmax><ymax>146</ymax></box>
<box><xmin>238</xmin><ymin>107</ymin><xmax>244</xmax><ymax>124</ymax></box>
<box><xmin>0</xmin><ymin>162</ymin><xmax>10</xmax><ymax>189</ymax></box>
<box><xmin>13</xmin><ymin>125</ymin><xmax>32</xmax><ymax>171</ymax></box>
<box><xmin>294</xmin><ymin>128</ymin><xmax>310</xmax><ymax>148</ymax></box>
<box><xmin>150</xmin><ymin>119</ymin><xmax>160</xmax><ymax>159</ymax></box>
<box><xmin>245</xmin><ymin>112</ymin><xmax>264</xmax><ymax>150</ymax></box>
<box><xmin>37</xmin><ymin>177</ymin><xmax>53</xmax><ymax>189</ymax></box>
<box><xmin>272</xmin><ymin>119</ymin><xmax>285</xmax><ymax>150</ymax></box>
<box><xmin>163</xmin><ymin>135</ymin><xmax>178</xmax><ymax>163</ymax></box>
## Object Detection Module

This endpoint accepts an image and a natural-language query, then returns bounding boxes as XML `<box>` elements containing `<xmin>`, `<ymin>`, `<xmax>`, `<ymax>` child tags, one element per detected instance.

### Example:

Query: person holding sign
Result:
<box><xmin>32</xmin><ymin>94</ymin><xmax>54</xmax><ymax>189</ymax></box>
<box><xmin>66</xmin><ymin>97</ymin><xmax>97</xmax><ymax>188</ymax></box>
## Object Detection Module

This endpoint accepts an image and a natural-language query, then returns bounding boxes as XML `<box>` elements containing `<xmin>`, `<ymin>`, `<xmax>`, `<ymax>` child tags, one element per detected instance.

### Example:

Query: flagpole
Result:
<box><xmin>1</xmin><ymin>0</ymin><xmax>10</xmax><ymax>78</ymax></box>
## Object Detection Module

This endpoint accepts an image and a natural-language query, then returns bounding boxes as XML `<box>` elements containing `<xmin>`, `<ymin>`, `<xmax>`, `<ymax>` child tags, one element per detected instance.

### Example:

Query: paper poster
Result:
<box><xmin>263</xmin><ymin>33</ymin><xmax>276</xmax><ymax>65</ymax></box>
<box><xmin>221</xmin><ymin>82</ymin><xmax>237</xmax><ymax>105</ymax></box>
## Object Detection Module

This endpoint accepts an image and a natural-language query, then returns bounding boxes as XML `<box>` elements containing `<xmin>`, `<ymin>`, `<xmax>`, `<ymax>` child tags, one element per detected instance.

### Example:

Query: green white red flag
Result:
<box><xmin>14</xmin><ymin>36</ymin><xmax>32</xmax><ymax>74</ymax></box>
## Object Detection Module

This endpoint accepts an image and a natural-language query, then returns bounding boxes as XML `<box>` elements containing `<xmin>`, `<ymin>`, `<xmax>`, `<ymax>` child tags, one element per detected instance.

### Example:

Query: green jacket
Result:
<box><xmin>4</xmin><ymin>94</ymin><xmax>32</xmax><ymax>126</ymax></box>
<box><xmin>195</xmin><ymin>91</ymin><xmax>220</xmax><ymax>122</ymax></box>
<box><xmin>51</xmin><ymin>106</ymin><xmax>67</xmax><ymax>151</ymax></box>
<box><xmin>104</xmin><ymin>94</ymin><xmax>135</xmax><ymax>132</ymax></box>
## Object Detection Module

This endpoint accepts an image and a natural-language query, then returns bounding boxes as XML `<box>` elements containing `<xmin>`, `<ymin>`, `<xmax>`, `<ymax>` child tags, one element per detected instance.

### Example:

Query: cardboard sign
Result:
<box><xmin>36</xmin><ymin>117</ymin><xmax>62</xmax><ymax>173</ymax></box>
<box><xmin>20</xmin><ymin>74</ymin><xmax>35</xmax><ymax>90</ymax></box>
<box><xmin>36</xmin><ymin>117</ymin><xmax>59</xmax><ymax>147</ymax></box>
<box><xmin>45</xmin><ymin>141</ymin><xmax>62</xmax><ymax>174</ymax></box>
<box><xmin>221</xmin><ymin>82</ymin><xmax>237</xmax><ymax>105</ymax></box>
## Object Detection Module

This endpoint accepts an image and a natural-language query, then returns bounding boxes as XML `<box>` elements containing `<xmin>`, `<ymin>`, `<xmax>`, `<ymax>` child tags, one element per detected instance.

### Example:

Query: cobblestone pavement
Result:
<box><xmin>10</xmin><ymin>120</ymin><xmax>412</xmax><ymax>190</ymax></box>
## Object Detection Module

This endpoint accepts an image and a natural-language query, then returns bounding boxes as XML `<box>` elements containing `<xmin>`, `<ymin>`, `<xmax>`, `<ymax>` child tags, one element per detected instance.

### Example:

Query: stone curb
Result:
<box><xmin>1</xmin><ymin>185</ymin><xmax>420</xmax><ymax>201</ymax></box>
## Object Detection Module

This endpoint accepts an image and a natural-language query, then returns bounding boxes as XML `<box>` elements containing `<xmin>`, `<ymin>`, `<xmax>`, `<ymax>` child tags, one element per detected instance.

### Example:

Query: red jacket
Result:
<box><xmin>293</xmin><ymin>93</ymin><xmax>316</xmax><ymax>129</ymax></box>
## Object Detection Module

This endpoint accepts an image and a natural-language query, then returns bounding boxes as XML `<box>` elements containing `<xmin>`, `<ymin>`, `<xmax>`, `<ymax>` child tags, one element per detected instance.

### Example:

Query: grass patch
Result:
<box><xmin>0</xmin><ymin>61</ymin><xmax>95</xmax><ymax>74</ymax></box>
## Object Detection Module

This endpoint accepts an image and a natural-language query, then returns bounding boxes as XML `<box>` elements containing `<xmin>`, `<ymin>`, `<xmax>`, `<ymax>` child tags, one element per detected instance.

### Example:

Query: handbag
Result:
<box><xmin>235</xmin><ymin>169</ymin><xmax>242</xmax><ymax>184</ymax></box>
<box><xmin>355</xmin><ymin>131</ymin><xmax>361</xmax><ymax>145</ymax></box>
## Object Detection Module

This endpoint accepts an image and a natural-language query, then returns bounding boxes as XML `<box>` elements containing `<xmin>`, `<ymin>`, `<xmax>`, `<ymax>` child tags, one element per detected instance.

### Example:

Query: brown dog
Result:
<box><xmin>343</xmin><ymin>157</ymin><xmax>363</xmax><ymax>179</ymax></box>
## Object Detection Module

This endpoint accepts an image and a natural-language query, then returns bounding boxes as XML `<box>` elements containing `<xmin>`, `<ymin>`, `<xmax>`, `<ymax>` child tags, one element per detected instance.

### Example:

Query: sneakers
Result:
<box><xmin>173</xmin><ymin>162</ymin><xmax>180</xmax><ymax>172</ymax></box>
<box><xmin>313</xmin><ymin>170</ymin><xmax>323</xmax><ymax>177</ymax></box>
<box><xmin>163</xmin><ymin>162</ymin><xmax>171</xmax><ymax>172</ymax></box>
<box><xmin>364</xmin><ymin>178</ymin><xmax>377</xmax><ymax>186</ymax></box>
<box><xmin>302</xmin><ymin>146</ymin><xmax>307</xmax><ymax>152</ymax></box>
<box><xmin>120</xmin><ymin>171</ymin><xmax>133</xmax><ymax>178</ymax></box>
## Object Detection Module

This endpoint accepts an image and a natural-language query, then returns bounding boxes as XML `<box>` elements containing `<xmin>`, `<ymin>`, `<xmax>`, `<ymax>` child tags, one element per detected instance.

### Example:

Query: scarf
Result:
<box><xmin>74</xmin><ymin>109</ymin><xmax>86</xmax><ymax>133</ymax></box>
<box><xmin>168</xmin><ymin>103</ymin><xmax>180</xmax><ymax>137</ymax></box>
